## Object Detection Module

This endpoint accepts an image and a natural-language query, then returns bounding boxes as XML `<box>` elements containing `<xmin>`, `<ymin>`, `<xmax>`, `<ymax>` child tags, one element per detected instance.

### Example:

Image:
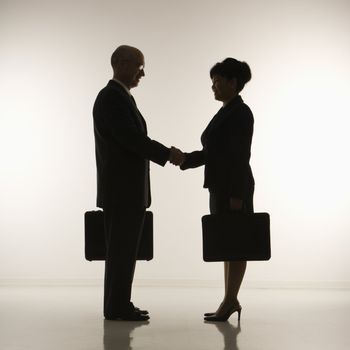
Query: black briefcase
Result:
<box><xmin>202</xmin><ymin>212</ymin><xmax>271</xmax><ymax>261</ymax></box>
<box><xmin>84</xmin><ymin>210</ymin><xmax>153</xmax><ymax>261</ymax></box>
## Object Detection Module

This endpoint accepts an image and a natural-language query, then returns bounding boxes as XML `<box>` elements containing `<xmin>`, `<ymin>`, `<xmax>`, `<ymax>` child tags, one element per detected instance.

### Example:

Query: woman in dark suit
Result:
<box><xmin>181</xmin><ymin>58</ymin><xmax>254</xmax><ymax>322</ymax></box>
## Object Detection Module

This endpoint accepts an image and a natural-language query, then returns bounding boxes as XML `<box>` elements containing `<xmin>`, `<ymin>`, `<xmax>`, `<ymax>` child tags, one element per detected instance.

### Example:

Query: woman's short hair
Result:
<box><xmin>210</xmin><ymin>58</ymin><xmax>251</xmax><ymax>92</ymax></box>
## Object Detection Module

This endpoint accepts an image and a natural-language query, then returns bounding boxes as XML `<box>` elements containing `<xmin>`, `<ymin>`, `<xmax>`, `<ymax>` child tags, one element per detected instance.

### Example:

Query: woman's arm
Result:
<box><xmin>180</xmin><ymin>150</ymin><xmax>206</xmax><ymax>170</ymax></box>
<box><xmin>228</xmin><ymin>106</ymin><xmax>254</xmax><ymax>198</ymax></box>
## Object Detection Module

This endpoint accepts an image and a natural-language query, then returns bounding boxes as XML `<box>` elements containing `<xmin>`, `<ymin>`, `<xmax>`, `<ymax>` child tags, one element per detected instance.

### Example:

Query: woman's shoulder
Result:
<box><xmin>227</xmin><ymin>100</ymin><xmax>254</xmax><ymax>126</ymax></box>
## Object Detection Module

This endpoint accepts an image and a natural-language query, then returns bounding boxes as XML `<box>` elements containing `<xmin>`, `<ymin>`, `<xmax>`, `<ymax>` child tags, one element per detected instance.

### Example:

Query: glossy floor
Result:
<box><xmin>0</xmin><ymin>286</ymin><xmax>349</xmax><ymax>350</ymax></box>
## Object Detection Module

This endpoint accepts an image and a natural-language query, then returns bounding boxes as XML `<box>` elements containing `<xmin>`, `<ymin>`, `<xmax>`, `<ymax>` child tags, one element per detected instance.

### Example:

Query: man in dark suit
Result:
<box><xmin>93</xmin><ymin>45</ymin><xmax>184</xmax><ymax>321</ymax></box>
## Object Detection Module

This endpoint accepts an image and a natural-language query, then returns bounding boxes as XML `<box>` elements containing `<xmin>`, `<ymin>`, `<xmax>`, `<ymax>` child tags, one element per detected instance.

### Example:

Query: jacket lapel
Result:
<box><xmin>108</xmin><ymin>80</ymin><xmax>147</xmax><ymax>134</ymax></box>
<box><xmin>201</xmin><ymin>95</ymin><xmax>243</xmax><ymax>146</ymax></box>
<box><xmin>129</xmin><ymin>95</ymin><xmax>147</xmax><ymax>134</ymax></box>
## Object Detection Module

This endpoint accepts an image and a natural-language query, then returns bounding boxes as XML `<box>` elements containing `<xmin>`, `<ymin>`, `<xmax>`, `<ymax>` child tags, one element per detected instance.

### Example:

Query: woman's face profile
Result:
<box><xmin>211</xmin><ymin>75</ymin><xmax>237</xmax><ymax>102</ymax></box>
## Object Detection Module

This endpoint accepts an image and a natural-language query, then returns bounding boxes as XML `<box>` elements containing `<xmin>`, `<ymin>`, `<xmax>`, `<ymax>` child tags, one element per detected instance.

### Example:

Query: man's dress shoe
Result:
<box><xmin>134</xmin><ymin>307</ymin><xmax>149</xmax><ymax>315</ymax></box>
<box><xmin>105</xmin><ymin>310</ymin><xmax>150</xmax><ymax>321</ymax></box>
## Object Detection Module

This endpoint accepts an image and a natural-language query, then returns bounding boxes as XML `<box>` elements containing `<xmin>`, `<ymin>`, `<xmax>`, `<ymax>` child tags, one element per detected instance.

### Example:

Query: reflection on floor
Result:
<box><xmin>0</xmin><ymin>286</ymin><xmax>349</xmax><ymax>350</ymax></box>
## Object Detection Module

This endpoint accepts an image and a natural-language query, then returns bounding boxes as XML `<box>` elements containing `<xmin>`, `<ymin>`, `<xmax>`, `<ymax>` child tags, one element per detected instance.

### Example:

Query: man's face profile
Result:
<box><xmin>123</xmin><ymin>53</ymin><xmax>145</xmax><ymax>89</ymax></box>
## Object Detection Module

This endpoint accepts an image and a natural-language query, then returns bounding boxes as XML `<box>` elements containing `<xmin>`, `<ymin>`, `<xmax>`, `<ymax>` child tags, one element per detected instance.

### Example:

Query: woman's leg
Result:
<box><xmin>210</xmin><ymin>192</ymin><xmax>248</xmax><ymax>313</ymax></box>
<box><xmin>224</xmin><ymin>261</ymin><xmax>228</xmax><ymax>293</ymax></box>
<box><xmin>220</xmin><ymin>193</ymin><xmax>252</xmax><ymax>309</ymax></box>
<box><xmin>226</xmin><ymin>261</ymin><xmax>246</xmax><ymax>305</ymax></box>
<box><xmin>220</xmin><ymin>261</ymin><xmax>229</xmax><ymax>307</ymax></box>
<box><xmin>216</xmin><ymin>261</ymin><xmax>246</xmax><ymax>313</ymax></box>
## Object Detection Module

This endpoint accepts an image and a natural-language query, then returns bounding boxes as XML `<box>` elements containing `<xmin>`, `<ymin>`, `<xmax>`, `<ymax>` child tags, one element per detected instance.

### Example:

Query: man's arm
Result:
<box><xmin>99</xmin><ymin>90</ymin><xmax>170</xmax><ymax>166</ymax></box>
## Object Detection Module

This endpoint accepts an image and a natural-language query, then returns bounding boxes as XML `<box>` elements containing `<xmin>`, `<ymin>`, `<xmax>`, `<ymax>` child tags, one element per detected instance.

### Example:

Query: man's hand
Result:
<box><xmin>169</xmin><ymin>146</ymin><xmax>185</xmax><ymax>166</ymax></box>
<box><xmin>230</xmin><ymin>197</ymin><xmax>243</xmax><ymax>211</ymax></box>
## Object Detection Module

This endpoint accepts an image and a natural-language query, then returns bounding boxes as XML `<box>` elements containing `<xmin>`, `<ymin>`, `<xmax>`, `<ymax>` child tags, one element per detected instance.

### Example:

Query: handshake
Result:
<box><xmin>169</xmin><ymin>146</ymin><xmax>186</xmax><ymax>167</ymax></box>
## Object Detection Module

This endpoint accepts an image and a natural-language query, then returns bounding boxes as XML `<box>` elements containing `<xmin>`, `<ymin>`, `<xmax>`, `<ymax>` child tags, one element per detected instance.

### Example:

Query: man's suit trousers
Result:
<box><xmin>103</xmin><ymin>206</ymin><xmax>146</xmax><ymax>317</ymax></box>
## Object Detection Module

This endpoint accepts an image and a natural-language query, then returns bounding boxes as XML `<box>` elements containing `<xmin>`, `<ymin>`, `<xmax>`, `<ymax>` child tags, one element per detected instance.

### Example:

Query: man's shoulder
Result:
<box><xmin>99</xmin><ymin>80</ymin><xmax>125</xmax><ymax>95</ymax></box>
<box><xmin>96</xmin><ymin>81</ymin><xmax>130</xmax><ymax>104</ymax></box>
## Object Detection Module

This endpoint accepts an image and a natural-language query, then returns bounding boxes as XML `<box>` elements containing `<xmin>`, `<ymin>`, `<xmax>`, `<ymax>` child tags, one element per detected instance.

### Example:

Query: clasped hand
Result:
<box><xmin>169</xmin><ymin>146</ymin><xmax>185</xmax><ymax>166</ymax></box>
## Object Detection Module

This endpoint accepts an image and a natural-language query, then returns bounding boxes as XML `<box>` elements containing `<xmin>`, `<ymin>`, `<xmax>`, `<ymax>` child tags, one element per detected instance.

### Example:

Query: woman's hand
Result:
<box><xmin>230</xmin><ymin>197</ymin><xmax>243</xmax><ymax>211</ymax></box>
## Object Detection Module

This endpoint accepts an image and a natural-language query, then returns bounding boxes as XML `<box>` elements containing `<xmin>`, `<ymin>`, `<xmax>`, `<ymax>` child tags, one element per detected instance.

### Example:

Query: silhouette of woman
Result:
<box><xmin>181</xmin><ymin>58</ymin><xmax>254</xmax><ymax>321</ymax></box>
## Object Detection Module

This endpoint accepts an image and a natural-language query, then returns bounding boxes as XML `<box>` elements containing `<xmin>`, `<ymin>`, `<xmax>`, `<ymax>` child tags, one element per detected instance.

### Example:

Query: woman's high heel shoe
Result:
<box><xmin>204</xmin><ymin>302</ymin><xmax>224</xmax><ymax>316</ymax></box>
<box><xmin>204</xmin><ymin>312</ymin><xmax>215</xmax><ymax>316</ymax></box>
<box><xmin>204</xmin><ymin>305</ymin><xmax>242</xmax><ymax>322</ymax></box>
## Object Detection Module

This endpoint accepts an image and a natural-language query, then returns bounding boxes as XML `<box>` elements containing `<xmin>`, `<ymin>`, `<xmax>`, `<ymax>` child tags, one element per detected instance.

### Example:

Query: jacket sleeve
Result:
<box><xmin>228</xmin><ymin>108</ymin><xmax>254</xmax><ymax>198</ymax></box>
<box><xmin>180</xmin><ymin>149</ymin><xmax>206</xmax><ymax>170</ymax></box>
<box><xmin>97</xmin><ymin>89</ymin><xmax>170</xmax><ymax>166</ymax></box>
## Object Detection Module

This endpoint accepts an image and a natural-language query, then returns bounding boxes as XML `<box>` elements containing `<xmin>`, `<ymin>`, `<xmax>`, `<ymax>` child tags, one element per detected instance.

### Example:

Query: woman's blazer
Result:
<box><xmin>180</xmin><ymin>95</ymin><xmax>254</xmax><ymax>199</ymax></box>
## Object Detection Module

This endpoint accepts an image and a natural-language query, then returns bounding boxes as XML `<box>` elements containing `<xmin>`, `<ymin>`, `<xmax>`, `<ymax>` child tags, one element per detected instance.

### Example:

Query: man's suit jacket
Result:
<box><xmin>181</xmin><ymin>95</ymin><xmax>255</xmax><ymax>199</ymax></box>
<box><xmin>93</xmin><ymin>80</ymin><xmax>170</xmax><ymax>209</ymax></box>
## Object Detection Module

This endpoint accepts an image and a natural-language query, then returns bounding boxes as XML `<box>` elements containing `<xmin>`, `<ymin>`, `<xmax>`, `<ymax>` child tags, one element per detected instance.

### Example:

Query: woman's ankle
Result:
<box><xmin>218</xmin><ymin>298</ymin><xmax>239</xmax><ymax>311</ymax></box>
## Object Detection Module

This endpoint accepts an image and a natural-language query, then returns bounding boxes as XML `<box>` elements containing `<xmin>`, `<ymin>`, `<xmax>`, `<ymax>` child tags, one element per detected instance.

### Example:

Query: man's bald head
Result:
<box><xmin>111</xmin><ymin>45</ymin><xmax>143</xmax><ymax>70</ymax></box>
<box><xmin>111</xmin><ymin>45</ymin><xmax>145</xmax><ymax>89</ymax></box>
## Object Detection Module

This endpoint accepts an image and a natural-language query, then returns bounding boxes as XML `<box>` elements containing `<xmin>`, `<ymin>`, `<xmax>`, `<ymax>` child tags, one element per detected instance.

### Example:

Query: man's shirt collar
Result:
<box><xmin>112</xmin><ymin>78</ymin><xmax>131</xmax><ymax>96</ymax></box>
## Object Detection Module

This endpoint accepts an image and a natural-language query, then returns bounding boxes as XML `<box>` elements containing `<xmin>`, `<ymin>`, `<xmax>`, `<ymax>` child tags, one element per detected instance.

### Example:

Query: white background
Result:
<box><xmin>1</xmin><ymin>0</ymin><xmax>349</xmax><ymax>287</ymax></box>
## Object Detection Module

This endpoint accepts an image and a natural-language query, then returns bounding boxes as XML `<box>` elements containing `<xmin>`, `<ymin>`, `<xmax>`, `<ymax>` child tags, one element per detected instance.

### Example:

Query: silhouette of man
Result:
<box><xmin>93</xmin><ymin>45</ymin><xmax>184</xmax><ymax>321</ymax></box>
